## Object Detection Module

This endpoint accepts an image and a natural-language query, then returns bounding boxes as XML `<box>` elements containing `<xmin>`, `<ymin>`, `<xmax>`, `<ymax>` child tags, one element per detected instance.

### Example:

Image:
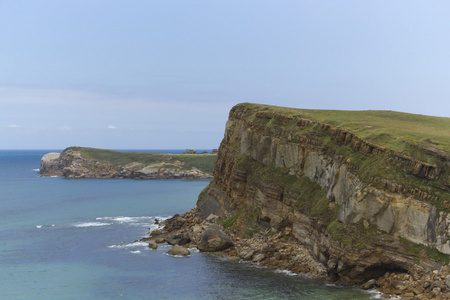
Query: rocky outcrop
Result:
<box><xmin>39</xmin><ymin>152</ymin><xmax>64</xmax><ymax>176</ymax></box>
<box><xmin>167</xmin><ymin>245</ymin><xmax>190</xmax><ymax>256</ymax></box>
<box><xmin>39</xmin><ymin>147</ymin><xmax>212</xmax><ymax>179</ymax></box>
<box><xmin>196</xmin><ymin>103</ymin><xmax>450</xmax><ymax>286</ymax></box>
<box><xmin>166</xmin><ymin>233</ymin><xmax>191</xmax><ymax>246</ymax></box>
<box><xmin>197</xmin><ymin>224</ymin><xmax>233</xmax><ymax>252</ymax></box>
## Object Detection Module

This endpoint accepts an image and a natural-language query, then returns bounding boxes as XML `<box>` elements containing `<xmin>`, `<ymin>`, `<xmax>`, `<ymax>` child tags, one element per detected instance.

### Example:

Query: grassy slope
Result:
<box><xmin>245</xmin><ymin>103</ymin><xmax>450</xmax><ymax>157</ymax></box>
<box><xmin>226</xmin><ymin>104</ymin><xmax>450</xmax><ymax>260</ymax></box>
<box><xmin>64</xmin><ymin>147</ymin><xmax>217</xmax><ymax>174</ymax></box>
<box><xmin>236</xmin><ymin>102</ymin><xmax>449</xmax><ymax>209</ymax></box>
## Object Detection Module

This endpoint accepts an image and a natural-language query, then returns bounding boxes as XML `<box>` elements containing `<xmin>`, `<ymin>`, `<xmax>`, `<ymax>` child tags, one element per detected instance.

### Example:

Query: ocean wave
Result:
<box><xmin>96</xmin><ymin>216</ymin><xmax>168</xmax><ymax>223</ymax></box>
<box><xmin>33</xmin><ymin>168</ymin><xmax>40</xmax><ymax>172</ymax></box>
<box><xmin>73</xmin><ymin>222</ymin><xmax>112</xmax><ymax>228</ymax></box>
<box><xmin>164</xmin><ymin>253</ymin><xmax>190</xmax><ymax>258</ymax></box>
<box><xmin>274</xmin><ymin>269</ymin><xmax>297</xmax><ymax>276</ymax></box>
<box><xmin>367</xmin><ymin>289</ymin><xmax>384</xmax><ymax>299</ymax></box>
<box><xmin>94</xmin><ymin>216</ymin><xmax>170</xmax><ymax>230</ymax></box>
<box><xmin>130</xmin><ymin>250</ymin><xmax>141</xmax><ymax>254</ymax></box>
<box><xmin>35</xmin><ymin>224</ymin><xmax>56</xmax><ymax>229</ymax></box>
<box><xmin>108</xmin><ymin>241</ymin><xmax>148</xmax><ymax>249</ymax></box>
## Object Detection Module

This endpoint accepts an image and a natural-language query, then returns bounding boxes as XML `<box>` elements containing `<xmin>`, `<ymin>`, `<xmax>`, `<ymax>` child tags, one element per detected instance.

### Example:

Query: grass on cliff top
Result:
<box><xmin>238</xmin><ymin>103</ymin><xmax>450</xmax><ymax>155</ymax></box>
<box><xmin>64</xmin><ymin>147</ymin><xmax>217</xmax><ymax>174</ymax></box>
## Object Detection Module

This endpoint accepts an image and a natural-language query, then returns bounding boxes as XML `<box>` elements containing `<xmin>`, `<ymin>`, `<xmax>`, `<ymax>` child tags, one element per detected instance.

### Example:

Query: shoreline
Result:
<box><xmin>141</xmin><ymin>209</ymin><xmax>450</xmax><ymax>299</ymax></box>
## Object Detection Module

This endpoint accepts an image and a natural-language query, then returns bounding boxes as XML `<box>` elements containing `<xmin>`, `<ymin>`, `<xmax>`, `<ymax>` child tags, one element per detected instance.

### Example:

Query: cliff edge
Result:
<box><xmin>40</xmin><ymin>147</ymin><xmax>215</xmax><ymax>179</ymax></box>
<box><xmin>197</xmin><ymin>103</ymin><xmax>450</xmax><ymax>286</ymax></box>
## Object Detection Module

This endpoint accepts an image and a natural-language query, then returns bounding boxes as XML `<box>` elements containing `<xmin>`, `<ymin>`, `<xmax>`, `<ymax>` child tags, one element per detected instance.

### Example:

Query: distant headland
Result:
<box><xmin>39</xmin><ymin>146</ymin><xmax>216</xmax><ymax>179</ymax></box>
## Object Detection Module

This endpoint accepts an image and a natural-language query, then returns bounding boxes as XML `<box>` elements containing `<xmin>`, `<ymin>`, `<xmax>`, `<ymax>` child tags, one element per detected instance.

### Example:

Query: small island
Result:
<box><xmin>40</xmin><ymin>147</ymin><xmax>216</xmax><ymax>179</ymax></box>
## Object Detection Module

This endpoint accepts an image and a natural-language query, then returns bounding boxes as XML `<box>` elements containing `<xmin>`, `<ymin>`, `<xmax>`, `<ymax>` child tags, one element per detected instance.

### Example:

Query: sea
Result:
<box><xmin>0</xmin><ymin>150</ymin><xmax>379</xmax><ymax>299</ymax></box>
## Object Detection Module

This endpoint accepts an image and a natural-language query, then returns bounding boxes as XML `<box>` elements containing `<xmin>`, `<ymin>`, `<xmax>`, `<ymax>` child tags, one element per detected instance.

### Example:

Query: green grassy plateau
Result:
<box><xmin>63</xmin><ymin>147</ymin><xmax>217</xmax><ymax>174</ymax></box>
<box><xmin>244</xmin><ymin>103</ymin><xmax>450</xmax><ymax>156</ymax></box>
<box><xmin>234</xmin><ymin>103</ymin><xmax>449</xmax><ymax>210</ymax></box>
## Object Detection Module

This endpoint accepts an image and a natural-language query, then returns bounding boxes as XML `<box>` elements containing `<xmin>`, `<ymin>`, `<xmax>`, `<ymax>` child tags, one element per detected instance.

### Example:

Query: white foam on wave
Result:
<box><xmin>74</xmin><ymin>222</ymin><xmax>112</xmax><ymax>228</ymax></box>
<box><xmin>274</xmin><ymin>269</ymin><xmax>297</xmax><ymax>276</ymax></box>
<box><xmin>95</xmin><ymin>215</ymin><xmax>170</xmax><ymax>231</ymax></box>
<box><xmin>130</xmin><ymin>250</ymin><xmax>141</xmax><ymax>254</ymax></box>
<box><xmin>35</xmin><ymin>224</ymin><xmax>56</xmax><ymax>229</ymax></box>
<box><xmin>367</xmin><ymin>289</ymin><xmax>384</xmax><ymax>299</ymax></box>
<box><xmin>96</xmin><ymin>216</ymin><xmax>165</xmax><ymax>224</ymax></box>
<box><xmin>108</xmin><ymin>241</ymin><xmax>148</xmax><ymax>249</ymax></box>
<box><xmin>33</xmin><ymin>168</ymin><xmax>40</xmax><ymax>172</ymax></box>
<box><xmin>164</xmin><ymin>253</ymin><xmax>190</xmax><ymax>258</ymax></box>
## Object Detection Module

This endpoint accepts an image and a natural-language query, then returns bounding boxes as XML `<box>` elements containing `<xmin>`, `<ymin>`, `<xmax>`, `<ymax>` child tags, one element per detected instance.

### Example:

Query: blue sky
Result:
<box><xmin>1</xmin><ymin>1</ymin><xmax>449</xmax><ymax>149</ymax></box>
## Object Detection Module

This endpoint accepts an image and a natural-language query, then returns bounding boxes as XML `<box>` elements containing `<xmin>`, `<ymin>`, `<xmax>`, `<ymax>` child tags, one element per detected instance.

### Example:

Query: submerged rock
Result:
<box><xmin>148</xmin><ymin>241</ymin><xmax>158</xmax><ymax>250</ymax></box>
<box><xmin>167</xmin><ymin>245</ymin><xmax>190</xmax><ymax>256</ymax></box>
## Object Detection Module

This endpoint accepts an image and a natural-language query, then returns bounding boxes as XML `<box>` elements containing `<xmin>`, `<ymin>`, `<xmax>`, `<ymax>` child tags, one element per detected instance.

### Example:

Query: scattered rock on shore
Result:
<box><xmin>197</xmin><ymin>224</ymin><xmax>233</xmax><ymax>252</ymax></box>
<box><xmin>166</xmin><ymin>232</ymin><xmax>191</xmax><ymax>246</ymax></box>
<box><xmin>167</xmin><ymin>245</ymin><xmax>190</xmax><ymax>256</ymax></box>
<box><xmin>148</xmin><ymin>241</ymin><xmax>158</xmax><ymax>250</ymax></box>
<box><xmin>150</xmin><ymin>229</ymin><xmax>162</xmax><ymax>236</ymax></box>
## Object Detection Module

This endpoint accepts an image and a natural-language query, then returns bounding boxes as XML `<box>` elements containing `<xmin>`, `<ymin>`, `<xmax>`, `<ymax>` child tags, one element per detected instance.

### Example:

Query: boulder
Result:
<box><xmin>433</xmin><ymin>287</ymin><xmax>442</xmax><ymax>296</ymax></box>
<box><xmin>148</xmin><ymin>241</ymin><xmax>158</xmax><ymax>250</ymax></box>
<box><xmin>252</xmin><ymin>253</ymin><xmax>265</xmax><ymax>262</ymax></box>
<box><xmin>239</xmin><ymin>250</ymin><xmax>255</xmax><ymax>261</ymax></box>
<box><xmin>154</xmin><ymin>237</ymin><xmax>166</xmax><ymax>244</ymax></box>
<box><xmin>164</xmin><ymin>214</ymin><xmax>186</xmax><ymax>231</ymax></box>
<box><xmin>197</xmin><ymin>225</ymin><xmax>233</xmax><ymax>252</ymax></box>
<box><xmin>166</xmin><ymin>232</ymin><xmax>191</xmax><ymax>246</ymax></box>
<box><xmin>167</xmin><ymin>245</ymin><xmax>190</xmax><ymax>256</ymax></box>
<box><xmin>362</xmin><ymin>279</ymin><xmax>376</xmax><ymax>290</ymax></box>
<box><xmin>446</xmin><ymin>275</ymin><xmax>450</xmax><ymax>289</ymax></box>
<box><xmin>205</xmin><ymin>214</ymin><xmax>219</xmax><ymax>224</ymax></box>
<box><xmin>151</xmin><ymin>229</ymin><xmax>162</xmax><ymax>236</ymax></box>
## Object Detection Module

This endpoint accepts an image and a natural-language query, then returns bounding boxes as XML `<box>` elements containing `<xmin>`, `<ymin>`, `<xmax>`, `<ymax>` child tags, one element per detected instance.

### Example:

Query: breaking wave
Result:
<box><xmin>73</xmin><ymin>222</ymin><xmax>112</xmax><ymax>228</ymax></box>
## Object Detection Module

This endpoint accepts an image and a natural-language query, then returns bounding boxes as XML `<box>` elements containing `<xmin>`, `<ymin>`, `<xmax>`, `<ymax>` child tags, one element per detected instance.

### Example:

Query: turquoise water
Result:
<box><xmin>0</xmin><ymin>150</ymin><xmax>376</xmax><ymax>299</ymax></box>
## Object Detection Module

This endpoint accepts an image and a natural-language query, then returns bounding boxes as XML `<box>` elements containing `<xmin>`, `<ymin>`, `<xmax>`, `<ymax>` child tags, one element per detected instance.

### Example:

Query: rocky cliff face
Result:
<box><xmin>197</xmin><ymin>103</ymin><xmax>450</xmax><ymax>285</ymax></box>
<box><xmin>40</xmin><ymin>148</ymin><xmax>212</xmax><ymax>179</ymax></box>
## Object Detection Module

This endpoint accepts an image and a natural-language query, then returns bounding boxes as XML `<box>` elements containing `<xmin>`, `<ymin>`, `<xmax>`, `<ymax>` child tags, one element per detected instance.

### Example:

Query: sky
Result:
<box><xmin>1</xmin><ymin>1</ymin><xmax>449</xmax><ymax>149</ymax></box>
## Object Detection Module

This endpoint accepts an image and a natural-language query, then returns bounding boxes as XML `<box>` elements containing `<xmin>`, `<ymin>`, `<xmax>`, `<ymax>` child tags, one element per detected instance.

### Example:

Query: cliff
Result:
<box><xmin>197</xmin><ymin>103</ymin><xmax>450</xmax><ymax>285</ymax></box>
<box><xmin>40</xmin><ymin>147</ymin><xmax>215</xmax><ymax>179</ymax></box>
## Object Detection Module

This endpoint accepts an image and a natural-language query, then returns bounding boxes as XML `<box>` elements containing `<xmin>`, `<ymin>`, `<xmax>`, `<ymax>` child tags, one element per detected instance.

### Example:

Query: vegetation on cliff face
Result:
<box><xmin>197</xmin><ymin>102</ymin><xmax>450</xmax><ymax>286</ymax></box>
<box><xmin>64</xmin><ymin>147</ymin><xmax>217</xmax><ymax>174</ymax></box>
<box><xmin>233</xmin><ymin>103</ymin><xmax>449</xmax><ymax>210</ymax></box>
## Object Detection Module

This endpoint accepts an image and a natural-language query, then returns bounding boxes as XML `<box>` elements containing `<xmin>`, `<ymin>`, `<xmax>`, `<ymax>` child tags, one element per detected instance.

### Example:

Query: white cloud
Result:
<box><xmin>7</xmin><ymin>124</ymin><xmax>19</xmax><ymax>128</ymax></box>
<box><xmin>107</xmin><ymin>125</ymin><xmax>117</xmax><ymax>129</ymax></box>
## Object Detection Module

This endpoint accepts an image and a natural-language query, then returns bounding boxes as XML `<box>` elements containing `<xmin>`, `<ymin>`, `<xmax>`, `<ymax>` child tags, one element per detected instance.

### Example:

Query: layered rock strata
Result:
<box><xmin>196</xmin><ymin>103</ymin><xmax>450</xmax><ymax>286</ymax></box>
<box><xmin>145</xmin><ymin>209</ymin><xmax>450</xmax><ymax>299</ymax></box>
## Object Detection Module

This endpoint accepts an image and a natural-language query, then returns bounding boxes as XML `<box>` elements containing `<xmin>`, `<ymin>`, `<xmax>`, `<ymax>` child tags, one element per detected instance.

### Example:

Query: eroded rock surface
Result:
<box><xmin>39</xmin><ymin>148</ymin><xmax>212</xmax><ymax>179</ymax></box>
<box><xmin>196</xmin><ymin>103</ymin><xmax>449</xmax><ymax>286</ymax></box>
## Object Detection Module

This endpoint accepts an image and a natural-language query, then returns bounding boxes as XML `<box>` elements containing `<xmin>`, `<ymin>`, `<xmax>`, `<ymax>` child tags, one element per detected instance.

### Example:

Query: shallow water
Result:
<box><xmin>0</xmin><ymin>150</ymin><xmax>376</xmax><ymax>299</ymax></box>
